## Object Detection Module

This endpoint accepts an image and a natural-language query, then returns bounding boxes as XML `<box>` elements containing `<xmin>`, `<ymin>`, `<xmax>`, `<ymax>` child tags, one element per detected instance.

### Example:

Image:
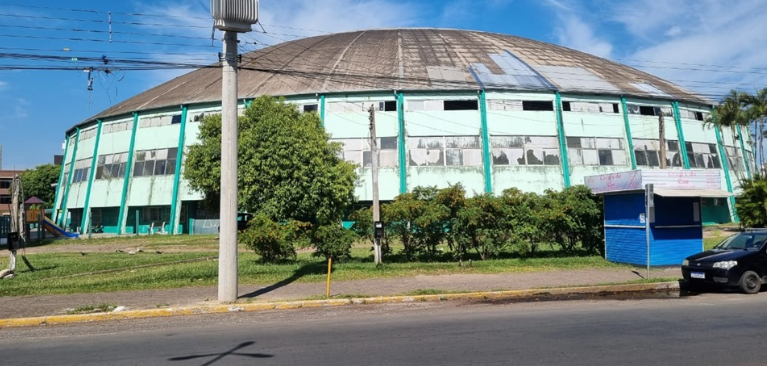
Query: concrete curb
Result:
<box><xmin>0</xmin><ymin>282</ymin><xmax>679</xmax><ymax>328</ymax></box>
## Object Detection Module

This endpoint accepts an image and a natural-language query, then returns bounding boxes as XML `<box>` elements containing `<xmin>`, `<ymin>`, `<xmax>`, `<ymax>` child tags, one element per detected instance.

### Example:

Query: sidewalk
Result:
<box><xmin>0</xmin><ymin>267</ymin><xmax>681</xmax><ymax>320</ymax></box>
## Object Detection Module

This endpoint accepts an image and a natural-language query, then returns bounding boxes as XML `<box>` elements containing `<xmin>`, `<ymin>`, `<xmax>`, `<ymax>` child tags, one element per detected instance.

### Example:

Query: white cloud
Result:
<box><xmin>0</xmin><ymin>80</ymin><xmax>7</xmax><ymax>90</ymax></box>
<box><xmin>14</xmin><ymin>98</ymin><xmax>29</xmax><ymax>119</ymax></box>
<box><xmin>554</xmin><ymin>15</ymin><xmax>612</xmax><ymax>58</ymax></box>
<box><xmin>664</xmin><ymin>26</ymin><xmax>681</xmax><ymax>37</ymax></box>
<box><xmin>610</xmin><ymin>0</ymin><xmax>767</xmax><ymax>99</ymax></box>
<box><xmin>543</xmin><ymin>0</ymin><xmax>613</xmax><ymax>58</ymax></box>
<box><xmin>133</xmin><ymin>0</ymin><xmax>421</xmax><ymax>88</ymax></box>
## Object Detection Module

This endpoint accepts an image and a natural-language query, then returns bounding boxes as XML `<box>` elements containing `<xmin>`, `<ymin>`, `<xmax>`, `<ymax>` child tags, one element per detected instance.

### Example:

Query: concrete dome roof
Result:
<box><xmin>88</xmin><ymin>28</ymin><xmax>708</xmax><ymax>123</ymax></box>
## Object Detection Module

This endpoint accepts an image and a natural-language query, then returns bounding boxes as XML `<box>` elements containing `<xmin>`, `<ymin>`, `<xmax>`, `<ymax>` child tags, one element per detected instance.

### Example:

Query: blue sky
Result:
<box><xmin>1</xmin><ymin>0</ymin><xmax>766</xmax><ymax>169</ymax></box>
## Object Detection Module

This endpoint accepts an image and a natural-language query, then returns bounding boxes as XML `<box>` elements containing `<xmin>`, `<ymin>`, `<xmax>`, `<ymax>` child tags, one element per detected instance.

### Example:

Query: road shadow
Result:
<box><xmin>168</xmin><ymin>341</ymin><xmax>273</xmax><ymax>365</ymax></box>
<box><xmin>240</xmin><ymin>262</ymin><xmax>326</xmax><ymax>299</ymax></box>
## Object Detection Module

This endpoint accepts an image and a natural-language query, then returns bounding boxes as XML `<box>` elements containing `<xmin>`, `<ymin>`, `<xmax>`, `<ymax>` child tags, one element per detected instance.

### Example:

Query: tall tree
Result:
<box><xmin>709</xmin><ymin>90</ymin><xmax>751</xmax><ymax>179</ymax></box>
<box><xmin>184</xmin><ymin>96</ymin><xmax>358</xmax><ymax>225</ymax></box>
<box><xmin>743</xmin><ymin>88</ymin><xmax>767</xmax><ymax>173</ymax></box>
<box><xmin>19</xmin><ymin>164</ymin><xmax>60</xmax><ymax>206</ymax></box>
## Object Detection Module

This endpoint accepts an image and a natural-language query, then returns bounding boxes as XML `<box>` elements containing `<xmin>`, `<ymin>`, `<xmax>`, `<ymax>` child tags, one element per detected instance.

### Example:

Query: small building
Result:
<box><xmin>585</xmin><ymin>169</ymin><xmax>731</xmax><ymax>266</ymax></box>
<box><xmin>0</xmin><ymin>170</ymin><xmax>24</xmax><ymax>217</ymax></box>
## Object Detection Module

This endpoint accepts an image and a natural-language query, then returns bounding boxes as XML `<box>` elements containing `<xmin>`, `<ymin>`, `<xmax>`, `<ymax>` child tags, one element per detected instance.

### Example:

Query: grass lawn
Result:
<box><xmin>0</xmin><ymin>237</ymin><xmax>630</xmax><ymax>297</ymax></box>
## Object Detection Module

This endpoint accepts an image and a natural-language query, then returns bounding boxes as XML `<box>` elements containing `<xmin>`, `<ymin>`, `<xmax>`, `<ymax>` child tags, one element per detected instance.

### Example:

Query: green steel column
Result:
<box><xmin>80</xmin><ymin>120</ymin><xmax>103</xmax><ymax>233</ymax></box>
<box><xmin>620</xmin><ymin>97</ymin><xmax>637</xmax><ymax>169</ymax></box>
<box><xmin>672</xmin><ymin>101</ymin><xmax>691</xmax><ymax>169</ymax></box>
<box><xmin>169</xmin><ymin>105</ymin><xmax>188</xmax><ymax>234</ymax></box>
<box><xmin>117</xmin><ymin>112</ymin><xmax>140</xmax><ymax>235</ymax></box>
<box><xmin>737</xmin><ymin>125</ymin><xmax>752</xmax><ymax>179</ymax></box>
<box><xmin>479</xmin><ymin>90</ymin><xmax>492</xmax><ymax>193</ymax></box>
<box><xmin>52</xmin><ymin>135</ymin><xmax>71</xmax><ymax>222</ymax></box>
<box><xmin>58</xmin><ymin>128</ymin><xmax>80</xmax><ymax>227</ymax></box>
<box><xmin>397</xmin><ymin>92</ymin><xmax>407</xmax><ymax>194</ymax></box>
<box><xmin>713</xmin><ymin>111</ymin><xmax>738</xmax><ymax>222</ymax></box>
<box><xmin>555</xmin><ymin>92</ymin><xmax>571</xmax><ymax>188</ymax></box>
<box><xmin>320</xmin><ymin>94</ymin><xmax>326</xmax><ymax>127</ymax></box>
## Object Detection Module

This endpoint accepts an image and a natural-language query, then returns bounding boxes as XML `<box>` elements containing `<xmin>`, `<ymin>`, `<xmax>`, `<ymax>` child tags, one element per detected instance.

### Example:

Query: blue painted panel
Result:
<box><xmin>655</xmin><ymin>196</ymin><xmax>700</xmax><ymax>226</ymax></box>
<box><xmin>650</xmin><ymin>226</ymin><xmax>702</xmax><ymax>266</ymax></box>
<box><xmin>604</xmin><ymin>193</ymin><xmax>645</xmax><ymax>226</ymax></box>
<box><xmin>605</xmin><ymin>227</ymin><xmax>647</xmax><ymax>265</ymax></box>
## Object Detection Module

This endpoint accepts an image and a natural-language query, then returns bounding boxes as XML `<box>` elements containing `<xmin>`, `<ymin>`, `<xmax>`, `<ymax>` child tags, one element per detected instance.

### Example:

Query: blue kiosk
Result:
<box><xmin>585</xmin><ymin>169</ymin><xmax>732</xmax><ymax>266</ymax></box>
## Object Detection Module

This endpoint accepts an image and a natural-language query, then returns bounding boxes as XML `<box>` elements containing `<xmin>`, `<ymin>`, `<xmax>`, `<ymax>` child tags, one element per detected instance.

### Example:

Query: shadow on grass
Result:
<box><xmin>241</xmin><ymin>262</ymin><xmax>328</xmax><ymax>299</ymax></box>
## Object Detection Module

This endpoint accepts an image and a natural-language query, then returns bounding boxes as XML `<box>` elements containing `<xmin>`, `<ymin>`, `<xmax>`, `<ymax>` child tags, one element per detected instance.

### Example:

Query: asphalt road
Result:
<box><xmin>2</xmin><ymin>292</ymin><xmax>767</xmax><ymax>365</ymax></box>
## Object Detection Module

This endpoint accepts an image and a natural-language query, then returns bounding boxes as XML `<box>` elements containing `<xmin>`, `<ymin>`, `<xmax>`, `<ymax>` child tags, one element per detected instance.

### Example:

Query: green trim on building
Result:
<box><xmin>245</xmin><ymin>99</ymin><xmax>253</xmax><ymax>108</ymax></box>
<box><xmin>169</xmin><ymin>105</ymin><xmax>188</xmax><ymax>234</ymax></box>
<box><xmin>554</xmin><ymin>92</ymin><xmax>571</xmax><ymax>188</ymax></box>
<box><xmin>713</xmin><ymin>117</ymin><xmax>738</xmax><ymax>222</ymax></box>
<box><xmin>479</xmin><ymin>90</ymin><xmax>492</xmax><ymax>193</ymax></box>
<box><xmin>80</xmin><ymin>120</ymin><xmax>103</xmax><ymax>233</ymax></box>
<box><xmin>320</xmin><ymin>94</ymin><xmax>326</xmax><ymax>126</ymax></box>
<box><xmin>672</xmin><ymin>101</ymin><xmax>690</xmax><ymax>169</ymax></box>
<box><xmin>620</xmin><ymin>96</ymin><xmax>637</xmax><ymax>169</ymax></box>
<box><xmin>58</xmin><ymin>128</ymin><xmax>80</xmax><ymax>227</ymax></box>
<box><xmin>737</xmin><ymin>125</ymin><xmax>752</xmax><ymax>179</ymax></box>
<box><xmin>117</xmin><ymin>112</ymin><xmax>140</xmax><ymax>235</ymax></box>
<box><xmin>397</xmin><ymin>92</ymin><xmax>407</xmax><ymax>194</ymax></box>
<box><xmin>52</xmin><ymin>135</ymin><xmax>71</xmax><ymax>223</ymax></box>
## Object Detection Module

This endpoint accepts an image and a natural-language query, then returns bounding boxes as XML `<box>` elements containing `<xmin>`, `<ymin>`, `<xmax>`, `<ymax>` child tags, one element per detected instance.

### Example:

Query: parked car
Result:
<box><xmin>681</xmin><ymin>230</ymin><xmax>767</xmax><ymax>294</ymax></box>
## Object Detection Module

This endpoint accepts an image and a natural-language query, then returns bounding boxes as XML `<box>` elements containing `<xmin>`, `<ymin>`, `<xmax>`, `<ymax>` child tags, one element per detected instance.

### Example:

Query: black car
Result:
<box><xmin>682</xmin><ymin>230</ymin><xmax>767</xmax><ymax>294</ymax></box>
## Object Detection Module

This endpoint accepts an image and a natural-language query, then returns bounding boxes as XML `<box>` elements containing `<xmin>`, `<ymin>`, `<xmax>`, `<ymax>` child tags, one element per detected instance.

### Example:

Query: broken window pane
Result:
<box><xmin>445</xmin><ymin>149</ymin><xmax>463</xmax><ymax>166</ymax></box>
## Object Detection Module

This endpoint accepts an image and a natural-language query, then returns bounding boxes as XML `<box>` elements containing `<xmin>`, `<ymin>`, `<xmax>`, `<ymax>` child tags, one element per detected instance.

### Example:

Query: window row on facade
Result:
<box><xmin>332</xmin><ymin>135</ymin><xmax>743</xmax><ymax>169</ymax></box>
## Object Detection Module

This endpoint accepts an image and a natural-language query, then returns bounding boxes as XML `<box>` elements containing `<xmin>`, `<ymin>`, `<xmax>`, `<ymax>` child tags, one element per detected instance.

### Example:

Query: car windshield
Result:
<box><xmin>714</xmin><ymin>233</ymin><xmax>767</xmax><ymax>251</ymax></box>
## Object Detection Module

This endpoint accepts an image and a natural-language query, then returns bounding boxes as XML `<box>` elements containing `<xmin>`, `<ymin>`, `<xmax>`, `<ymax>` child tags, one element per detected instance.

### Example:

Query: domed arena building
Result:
<box><xmin>52</xmin><ymin>28</ymin><xmax>754</xmax><ymax>235</ymax></box>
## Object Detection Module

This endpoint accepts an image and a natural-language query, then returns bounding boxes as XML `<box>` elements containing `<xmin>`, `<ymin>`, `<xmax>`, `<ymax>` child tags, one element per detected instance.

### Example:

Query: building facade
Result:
<box><xmin>52</xmin><ymin>29</ymin><xmax>754</xmax><ymax>235</ymax></box>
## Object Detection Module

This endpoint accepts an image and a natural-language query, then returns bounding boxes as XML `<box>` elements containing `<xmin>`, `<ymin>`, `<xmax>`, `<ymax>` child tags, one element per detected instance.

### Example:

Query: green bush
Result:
<box><xmin>386</xmin><ymin>186</ymin><xmax>450</xmax><ymax>260</ymax></box>
<box><xmin>737</xmin><ymin>175</ymin><xmax>767</xmax><ymax>228</ymax></box>
<box><xmin>452</xmin><ymin>194</ymin><xmax>512</xmax><ymax>260</ymax></box>
<box><xmin>311</xmin><ymin>224</ymin><xmax>357</xmax><ymax>261</ymax></box>
<box><xmin>240</xmin><ymin>214</ymin><xmax>310</xmax><ymax>263</ymax></box>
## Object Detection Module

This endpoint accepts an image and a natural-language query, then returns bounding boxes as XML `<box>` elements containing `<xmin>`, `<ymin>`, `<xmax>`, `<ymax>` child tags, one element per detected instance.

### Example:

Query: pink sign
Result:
<box><xmin>584</xmin><ymin>169</ymin><xmax>721</xmax><ymax>194</ymax></box>
<box><xmin>584</xmin><ymin>170</ymin><xmax>642</xmax><ymax>194</ymax></box>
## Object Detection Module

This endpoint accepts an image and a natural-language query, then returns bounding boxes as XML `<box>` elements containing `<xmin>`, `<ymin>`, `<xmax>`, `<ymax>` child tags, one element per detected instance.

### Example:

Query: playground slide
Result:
<box><xmin>42</xmin><ymin>217</ymin><xmax>79</xmax><ymax>239</ymax></box>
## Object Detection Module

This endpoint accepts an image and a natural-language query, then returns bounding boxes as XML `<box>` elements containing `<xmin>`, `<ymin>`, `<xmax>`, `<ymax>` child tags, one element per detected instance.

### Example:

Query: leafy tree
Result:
<box><xmin>20</xmin><ymin>164</ymin><xmax>60</xmax><ymax>206</ymax></box>
<box><xmin>184</xmin><ymin>96</ymin><xmax>358</xmax><ymax>225</ymax></box>
<box><xmin>736</xmin><ymin>175</ymin><xmax>767</xmax><ymax>228</ymax></box>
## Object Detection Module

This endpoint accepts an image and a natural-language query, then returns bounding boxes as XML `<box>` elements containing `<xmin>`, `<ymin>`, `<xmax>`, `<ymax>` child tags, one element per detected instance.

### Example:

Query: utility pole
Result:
<box><xmin>369</xmin><ymin>104</ymin><xmax>381</xmax><ymax>265</ymax></box>
<box><xmin>659</xmin><ymin>113</ymin><xmax>667</xmax><ymax>169</ymax></box>
<box><xmin>211</xmin><ymin>0</ymin><xmax>259</xmax><ymax>303</ymax></box>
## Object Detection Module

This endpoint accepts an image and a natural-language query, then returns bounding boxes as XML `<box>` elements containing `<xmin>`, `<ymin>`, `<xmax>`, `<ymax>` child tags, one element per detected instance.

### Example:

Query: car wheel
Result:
<box><xmin>739</xmin><ymin>270</ymin><xmax>762</xmax><ymax>294</ymax></box>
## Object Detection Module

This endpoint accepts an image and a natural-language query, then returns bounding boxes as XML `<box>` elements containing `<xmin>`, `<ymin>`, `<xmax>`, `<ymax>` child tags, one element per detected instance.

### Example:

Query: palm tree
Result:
<box><xmin>708</xmin><ymin>90</ymin><xmax>751</xmax><ymax>180</ymax></box>
<box><xmin>743</xmin><ymin>88</ymin><xmax>767</xmax><ymax>173</ymax></box>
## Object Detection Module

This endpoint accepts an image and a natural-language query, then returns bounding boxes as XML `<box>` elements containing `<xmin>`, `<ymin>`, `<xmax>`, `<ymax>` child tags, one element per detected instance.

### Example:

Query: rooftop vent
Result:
<box><xmin>210</xmin><ymin>0</ymin><xmax>259</xmax><ymax>32</ymax></box>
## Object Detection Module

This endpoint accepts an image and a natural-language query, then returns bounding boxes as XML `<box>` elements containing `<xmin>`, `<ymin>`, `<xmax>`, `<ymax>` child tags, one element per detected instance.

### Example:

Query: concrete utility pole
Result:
<box><xmin>369</xmin><ymin>105</ymin><xmax>381</xmax><ymax>265</ymax></box>
<box><xmin>218</xmin><ymin>30</ymin><xmax>239</xmax><ymax>303</ymax></box>
<box><xmin>211</xmin><ymin>0</ymin><xmax>259</xmax><ymax>303</ymax></box>
<box><xmin>659</xmin><ymin>113</ymin><xmax>667</xmax><ymax>169</ymax></box>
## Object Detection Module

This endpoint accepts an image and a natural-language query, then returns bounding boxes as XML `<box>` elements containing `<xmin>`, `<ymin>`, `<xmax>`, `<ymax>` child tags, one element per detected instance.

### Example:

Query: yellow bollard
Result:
<box><xmin>326</xmin><ymin>258</ymin><xmax>332</xmax><ymax>298</ymax></box>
